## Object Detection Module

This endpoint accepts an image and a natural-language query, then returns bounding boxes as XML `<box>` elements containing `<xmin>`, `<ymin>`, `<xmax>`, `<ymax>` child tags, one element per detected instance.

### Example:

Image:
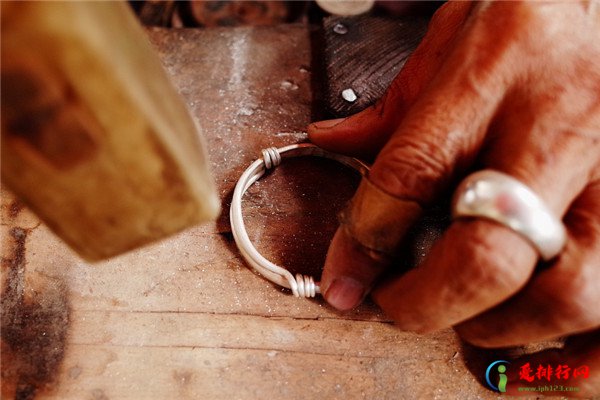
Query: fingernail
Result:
<box><xmin>311</xmin><ymin>118</ymin><xmax>346</xmax><ymax>130</ymax></box>
<box><xmin>324</xmin><ymin>277</ymin><xmax>365</xmax><ymax>311</ymax></box>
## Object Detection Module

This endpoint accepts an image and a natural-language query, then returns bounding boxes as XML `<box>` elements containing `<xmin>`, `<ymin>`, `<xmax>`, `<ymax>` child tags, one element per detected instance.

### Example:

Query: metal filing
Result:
<box><xmin>342</xmin><ymin>88</ymin><xmax>357</xmax><ymax>102</ymax></box>
<box><xmin>333</xmin><ymin>23</ymin><xmax>348</xmax><ymax>35</ymax></box>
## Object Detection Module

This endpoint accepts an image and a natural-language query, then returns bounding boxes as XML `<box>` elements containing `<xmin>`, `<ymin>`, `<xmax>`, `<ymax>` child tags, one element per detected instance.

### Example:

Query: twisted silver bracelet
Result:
<box><xmin>230</xmin><ymin>143</ymin><xmax>369</xmax><ymax>297</ymax></box>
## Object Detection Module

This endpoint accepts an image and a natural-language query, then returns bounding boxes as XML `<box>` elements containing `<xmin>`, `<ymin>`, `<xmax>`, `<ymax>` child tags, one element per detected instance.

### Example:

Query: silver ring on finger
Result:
<box><xmin>451</xmin><ymin>169</ymin><xmax>567</xmax><ymax>261</ymax></box>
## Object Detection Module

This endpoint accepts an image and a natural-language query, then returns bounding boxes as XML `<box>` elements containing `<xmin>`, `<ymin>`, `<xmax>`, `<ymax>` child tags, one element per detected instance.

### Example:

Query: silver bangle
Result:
<box><xmin>229</xmin><ymin>143</ymin><xmax>369</xmax><ymax>297</ymax></box>
<box><xmin>452</xmin><ymin>169</ymin><xmax>567</xmax><ymax>260</ymax></box>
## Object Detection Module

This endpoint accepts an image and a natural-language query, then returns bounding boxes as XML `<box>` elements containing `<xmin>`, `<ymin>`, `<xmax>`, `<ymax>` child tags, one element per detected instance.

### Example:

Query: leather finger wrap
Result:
<box><xmin>339</xmin><ymin>177</ymin><xmax>423</xmax><ymax>258</ymax></box>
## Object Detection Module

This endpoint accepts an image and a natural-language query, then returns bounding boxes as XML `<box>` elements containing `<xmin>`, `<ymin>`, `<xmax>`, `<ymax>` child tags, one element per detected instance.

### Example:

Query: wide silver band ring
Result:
<box><xmin>451</xmin><ymin>169</ymin><xmax>567</xmax><ymax>261</ymax></box>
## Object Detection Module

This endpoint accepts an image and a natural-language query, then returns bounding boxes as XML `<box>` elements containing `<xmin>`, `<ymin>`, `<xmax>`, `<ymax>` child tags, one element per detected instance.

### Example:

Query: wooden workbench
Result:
<box><xmin>2</xmin><ymin>25</ymin><xmax>517</xmax><ymax>400</ymax></box>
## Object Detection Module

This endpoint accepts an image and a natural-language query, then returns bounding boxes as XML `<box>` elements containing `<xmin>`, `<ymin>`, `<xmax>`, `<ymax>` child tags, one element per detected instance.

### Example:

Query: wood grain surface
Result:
<box><xmin>321</xmin><ymin>15</ymin><xmax>427</xmax><ymax>117</ymax></box>
<box><xmin>1</xmin><ymin>25</ymin><xmax>541</xmax><ymax>400</ymax></box>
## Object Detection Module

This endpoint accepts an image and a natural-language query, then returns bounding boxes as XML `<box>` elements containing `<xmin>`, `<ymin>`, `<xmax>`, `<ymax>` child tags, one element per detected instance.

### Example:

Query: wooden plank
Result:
<box><xmin>68</xmin><ymin>311</ymin><xmax>419</xmax><ymax>357</ymax></box>
<box><xmin>51</xmin><ymin>347</ymin><xmax>396</xmax><ymax>400</ymax></box>
<box><xmin>43</xmin><ymin>312</ymin><xmax>486</xmax><ymax>400</ymax></box>
<box><xmin>321</xmin><ymin>15</ymin><xmax>428</xmax><ymax>117</ymax></box>
<box><xmin>1</xmin><ymin>2</ymin><xmax>219</xmax><ymax>261</ymax></box>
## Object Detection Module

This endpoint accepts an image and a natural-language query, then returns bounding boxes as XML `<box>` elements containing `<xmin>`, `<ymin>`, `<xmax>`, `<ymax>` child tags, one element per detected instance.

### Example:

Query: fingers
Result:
<box><xmin>371</xmin><ymin>89</ymin><xmax>600</xmax><ymax>329</ymax></box>
<box><xmin>318</xmin><ymin>3</ymin><xmax>520</xmax><ymax>312</ymax></box>
<box><xmin>456</xmin><ymin>181</ymin><xmax>600</xmax><ymax>348</ymax></box>
<box><xmin>319</xmin><ymin>228</ymin><xmax>389</xmax><ymax>310</ymax></box>
<box><xmin>308</xmin><ymin>1</ymin><xmax>473</xmax><ymax>159</ymax></box>
<box><xmin>320</xmin><ymin>1</ymin><xmax>600</xmax><ymax>317</ymax></box>
<box><xmin>371</xmin><ymin>218</ymin><xmax>537</xmax><ymax>330</ymax></box>
<box><xmin>321</xmin><ymin>179</ymin><xmax>423</xmax><ymax>310</ymax></box>
<box><xmin>320</xmin><ymin>55</ymin><xmax>510</xmax><ymax>311</ymax></box>
<box><xmin>371</xmin><ymin>29</ymin><xmax>600</xmax><ymax>326</ymax></box>
<box><xmin>372</xmin><ymin>126</ymin><xmax>599</xmax><ymax>333</ymax></box>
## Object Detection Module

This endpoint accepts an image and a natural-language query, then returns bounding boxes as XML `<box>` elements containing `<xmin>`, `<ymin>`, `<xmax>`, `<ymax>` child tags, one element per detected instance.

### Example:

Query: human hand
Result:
<box><xmin>308</xmin><ymin>1</ymin><xmax>599</xmax><ymax>393</ymax></box>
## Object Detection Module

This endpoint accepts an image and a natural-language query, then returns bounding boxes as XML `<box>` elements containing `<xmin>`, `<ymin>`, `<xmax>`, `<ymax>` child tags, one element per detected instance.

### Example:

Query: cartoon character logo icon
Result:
<box><xmin>486</xmin><ymin>360</ymin><xmax>510</xmax><ymax>392</ymax></box>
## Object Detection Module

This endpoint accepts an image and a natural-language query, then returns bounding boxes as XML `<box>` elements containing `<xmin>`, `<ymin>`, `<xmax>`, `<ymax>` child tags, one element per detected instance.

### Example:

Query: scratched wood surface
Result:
<box><xmin>321</xmin><ymin>15</ymin><xmax>428</xmax><ymax>117</ymax></box>
<box><xmin>1</xmin><ymin>25</ymin><xmax>535</xmax><ymax>400</ymax></box>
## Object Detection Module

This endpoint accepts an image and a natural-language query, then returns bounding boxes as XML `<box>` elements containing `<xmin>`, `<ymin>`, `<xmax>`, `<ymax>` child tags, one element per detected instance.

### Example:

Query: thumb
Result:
<box><xmin>308</xmin><ymin>1</ymin><xmax>474</xmax><ymax>159</ymax></box>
